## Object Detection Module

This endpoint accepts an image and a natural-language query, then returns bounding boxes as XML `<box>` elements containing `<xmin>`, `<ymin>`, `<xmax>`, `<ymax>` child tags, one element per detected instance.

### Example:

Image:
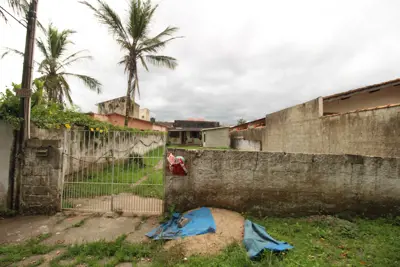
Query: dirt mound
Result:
<box><xmin>164</xmin><ymin>208</ymin><xmax>244</xmax><ymax>257</ymax></box>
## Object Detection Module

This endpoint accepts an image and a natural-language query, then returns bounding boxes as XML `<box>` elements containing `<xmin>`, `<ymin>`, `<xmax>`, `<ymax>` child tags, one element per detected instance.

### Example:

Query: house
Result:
<box><xmin>168</xmin><ymin>119</ymin><xmax>220</xmax><ymax>145</ymax></box>
<box><xmin>93</xmin><ymin>96</ymin><xmax>161</xmax><ymax>130</ymax></box>
<box><xmin>228</xmin><ymin>78</ymin><xmax>400</xmax><ymax>157</ymax></box>
<box><xmin>202</xmin><ymin>126</ymin><xmax>230</xmax><ymax>148</ymax></box>
<box><xmin>88</xmin><ymin>112</ymin><xmax>167</xmax><ymax>132</ymax></box>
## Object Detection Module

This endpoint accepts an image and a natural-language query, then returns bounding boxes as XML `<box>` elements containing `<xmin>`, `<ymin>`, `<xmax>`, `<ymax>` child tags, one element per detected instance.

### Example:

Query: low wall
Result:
<box><xmin>0</xmin><ymin>121</ymin><xmax>14</xmax><ymax>210</ymax></box>
<box><xmin>262</xmin><ymin>98</ymin><xmax>400</xmax><ymax>158</ymax></box>
<box><xmin>165</xmin><ymin>149</ymin><xmax>400</xmax><ymax>217</ymax></box>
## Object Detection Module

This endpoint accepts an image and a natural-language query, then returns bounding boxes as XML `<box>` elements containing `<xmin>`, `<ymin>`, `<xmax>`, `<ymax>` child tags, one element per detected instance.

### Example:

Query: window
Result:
<box><xmin>190</xmin><ymin>131</ymin><xmax>200</xmax><ymax>138</ymax></box>
<box><xmin>203</xmin><ymin>133</ymin><xmax>206</xmax><ymax>142</ymax></box>
<box><xmin>169</xmin><ymin>131</ymin><xmax>179</xmax><ymax>138</ymax></box>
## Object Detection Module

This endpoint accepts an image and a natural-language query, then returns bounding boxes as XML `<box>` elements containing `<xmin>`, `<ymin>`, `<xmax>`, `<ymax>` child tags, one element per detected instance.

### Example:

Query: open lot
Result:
<box><xmin>1</xmin><ymin>212</ymin><xmax>399</xmax><ymax>267</ymax></box>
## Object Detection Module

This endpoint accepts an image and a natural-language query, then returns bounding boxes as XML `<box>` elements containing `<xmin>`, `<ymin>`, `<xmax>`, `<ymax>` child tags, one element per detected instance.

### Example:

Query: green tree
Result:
<box><xmin>2</xmin><ymin>24</ymin><xmax>102</xmax><ymax>105</ymax></box>
<box><xmin>81</xmin><ymin>0</ymin><xmax>181</xmax><ymax>126</ymax></box>
<box><xmin>237</xmin><ymin>118</ymin><xmax>247</xmax><ymax>125</ymax></box>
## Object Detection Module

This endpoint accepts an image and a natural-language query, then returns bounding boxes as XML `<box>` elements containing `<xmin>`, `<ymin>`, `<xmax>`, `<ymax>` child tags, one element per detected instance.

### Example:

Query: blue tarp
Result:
<box><xmin>146</xmin><ymin>207</ymin><xmax>216</xmax><ymax>240</ymax></box>
<box><xmin>243</xmin><ymin>219</ymin><xmax>293</xmax><ymax>259</ymax></box>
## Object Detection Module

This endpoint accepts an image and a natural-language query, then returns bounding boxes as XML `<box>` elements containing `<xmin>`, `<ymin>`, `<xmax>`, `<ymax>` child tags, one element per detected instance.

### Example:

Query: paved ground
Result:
<box><xmin>0</xmin><ymin>212</ymin><xmax>159</xmax><ymax>245</ymax></box>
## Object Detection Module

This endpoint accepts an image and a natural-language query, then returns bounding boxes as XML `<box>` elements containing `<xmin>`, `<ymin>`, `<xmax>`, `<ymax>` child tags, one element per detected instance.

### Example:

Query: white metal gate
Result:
<box><xmin>61</xmin><ymin>130</ymin><xmax>166</xmax><ymax>215</ymax></box>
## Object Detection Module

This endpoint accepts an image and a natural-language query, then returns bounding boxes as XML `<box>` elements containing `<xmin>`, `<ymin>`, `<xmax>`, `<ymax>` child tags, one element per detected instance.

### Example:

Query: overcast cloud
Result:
<box><xmin>1</xmin><ymin>0</ymin><xmax>400</xmax><ymax>124</ymax></box>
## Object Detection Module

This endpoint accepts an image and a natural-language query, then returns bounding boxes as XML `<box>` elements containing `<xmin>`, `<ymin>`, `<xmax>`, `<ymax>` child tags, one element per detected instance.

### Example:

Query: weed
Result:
<box><xmin>72</xmin><ymin>219</ymin><xmax>85</xmax><ymax>228</ymax></box>
<box><xmin>0</xmin><ymin>234</ymin><xmax>55</xmax><ymax>266</ymax></box>
<box><xmin>0</xmin><ymin>209</ymin><xmax>18</xmax><ymax>217</ymax></box>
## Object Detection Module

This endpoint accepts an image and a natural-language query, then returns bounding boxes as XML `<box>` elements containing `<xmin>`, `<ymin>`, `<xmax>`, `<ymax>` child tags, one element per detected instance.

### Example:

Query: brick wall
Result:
<box><xmin>165</xmin><ymin>149</ymin><xmax>400</xmax><ymax>217</ymax></box>
<box><xmin>19</xmin><ymin>139</ymin><xmax>64</xmax><ymax>214</ymax></box>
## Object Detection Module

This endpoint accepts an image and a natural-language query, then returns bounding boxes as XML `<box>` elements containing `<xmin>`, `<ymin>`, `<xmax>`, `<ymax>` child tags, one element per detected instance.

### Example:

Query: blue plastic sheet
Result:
<box><xmin>146</xmin><ymin>207</ymin><xmax>216</xmax><ymax>240</ymax></box>
<box><xmin>243</xmin><ymin>219</ymin><xmax>293</xmax><ymax>259</ymax></box>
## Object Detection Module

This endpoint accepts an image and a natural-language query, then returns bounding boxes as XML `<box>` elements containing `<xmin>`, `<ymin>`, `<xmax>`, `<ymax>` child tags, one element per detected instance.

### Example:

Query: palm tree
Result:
<box><xmin>0</xmin><ymin>0</ymin><xmax>28</xmax><ymax>22</ymax></box>
<box><xmin>2</xmin><ymin>23</ymin><xmax>102</xmax><ymax>104</ymax></box>
<box><xmin>81</xmin><ymin>0</ymin><xmax>181</xmax><ymax>126</ymax></box>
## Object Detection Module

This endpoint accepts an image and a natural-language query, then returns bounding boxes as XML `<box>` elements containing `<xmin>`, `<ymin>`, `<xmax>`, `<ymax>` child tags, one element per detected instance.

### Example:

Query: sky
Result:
<box><xmin>1</xmin><ymin>0</ymin><xmax>400</xmax><ymax>124</ymax></box>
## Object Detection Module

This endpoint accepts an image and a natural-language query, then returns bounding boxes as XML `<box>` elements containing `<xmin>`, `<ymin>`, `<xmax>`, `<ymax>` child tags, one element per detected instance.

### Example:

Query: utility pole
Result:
<box><xmin>18</xmin><ymin>0</ymin><xmax>38</xmax><ymax>141</ymax></box>
<box><xmin>14</xmin><ymin>0</ymin><xmax>38</xmax><ymax>211</ymax></box>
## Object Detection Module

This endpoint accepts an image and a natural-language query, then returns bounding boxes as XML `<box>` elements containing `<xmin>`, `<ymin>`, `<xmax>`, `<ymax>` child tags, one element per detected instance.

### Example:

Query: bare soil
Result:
<box><xmin>164</xmin><ymin>208</ymin><xmax>245</xmax><ymax>257</ymax></box>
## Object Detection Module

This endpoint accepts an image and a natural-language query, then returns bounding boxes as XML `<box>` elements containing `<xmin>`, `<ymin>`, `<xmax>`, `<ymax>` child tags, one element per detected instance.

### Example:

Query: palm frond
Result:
<box><xmin>138</xmin><ymin>36</ymin><xmax>182</xmax><ymax>54</ymax></box>
<box><xmin>61</xmin><ymin>72</ymin><xmax>102</xmax><ymax>94</ymax></box>
<box><xmin>145</xmin><ymin>55</ymin><xmax>178</xmax><ymax>69</ymax></box>
<box><xmin>36</xmin><ymin>38</ymin><xmax>49</xmax><ymax>59</ymax></box>
<box><xmin>80</xmin><ymin>0</ymin><xmax>129</xmax><ymax>45</ymax></box>
<box><xmin>1</xmin><ymin>47</ymin><xmax>24</xmax><ymax>59</ymax></box>
<box><xmin>58</xmin><ymin>75</ymin><xmax>72</xmax><ymax>104</ymax></box>
<box><xmin>127</xmin><ymin>0</ymin><xmax>157</xmax><ymax>41</ymax></box>
<box><xmin>139</xmin><ymin>55</ymin><xmax>149</xmax><ymax>71</ymax></box>
<box><xmin>7</xmin><ymin>0</ymin><xmax>29</xmax><ymax>15</ymax></box>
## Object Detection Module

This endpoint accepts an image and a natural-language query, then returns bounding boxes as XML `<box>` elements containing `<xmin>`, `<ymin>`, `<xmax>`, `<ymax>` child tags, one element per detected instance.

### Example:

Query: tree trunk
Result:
<box><xmin>124</xmin><ymin>73</ymin><xmax>133</xmax><ymax>126</ymax></box>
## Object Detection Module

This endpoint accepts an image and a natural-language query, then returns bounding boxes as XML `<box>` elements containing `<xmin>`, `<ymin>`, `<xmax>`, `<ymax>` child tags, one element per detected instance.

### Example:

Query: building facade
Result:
<box><xmin>168</xmin><ymin>120</ymin><xmax>220</xmax><ymax>145</ymax></box>
<box><xmin>202</xmin><ymin>127</ymin><xmax>230</xmax><ymax>148</ymax></box>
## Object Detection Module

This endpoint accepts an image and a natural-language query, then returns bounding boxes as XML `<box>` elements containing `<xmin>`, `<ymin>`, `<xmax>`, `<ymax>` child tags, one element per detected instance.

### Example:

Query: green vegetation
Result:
<box><xmin>62</xmin><ymin>146</ymin><xmax>164</xmax><ymax>206</ymax></box>
<box><xmin>1</xmin><ymin>216</ymin><xmax>399</xmax><ymax>266</ymax></box>
<box><xmin>82</xmin><ymin>0</ymin><xmax>181</xmax><ymax>126</ymax></box>
<box><xmin>0</xmin><ymin>86</ymin><xmax>165</xmax><ymax>135</ymax></box>
<box><xmin>0</xmin><ymin>233</ymin><xmax>54</xmax><ymax>266</ymax></box>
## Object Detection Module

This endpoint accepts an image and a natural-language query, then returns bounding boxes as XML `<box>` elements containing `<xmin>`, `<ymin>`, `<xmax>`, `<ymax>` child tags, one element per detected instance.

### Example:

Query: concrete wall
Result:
<box><xmin>0</xmin><ymin>121</ymin><xmax>13</xmax><ymax>210</ymax></box>
<box><xmin>98</xmin><ymin>97</ymin><xmax>140</xmax><ymax>119</ymax></box>
<box><xmin>165</xmin><ymin>149</ymin><xmax>400</xmax><ymax>217</ymax></box>
<box><xmin>324</xmin><ymin>86</ymin><xmax>400</xmax><ymax>114</ymax></box>
<box><xmin>202</xmin><ymin>128</ymin><xmax>230</xmax><ymax>148</ymax></box>
<box><xmin>63</xmin><ymin>130</ymin><xmax>165</xmax><ymax>176</ymax></box>
<box><xmin>139</xmin><ymin>108</ymin><xmax>150</xmax><ymax>121</ymax></box>
<box><xmin>20</xmin><ymin>139</ymin><xmax>64</xmax><ymax>214</ymax></box>
<box><xmin>230</xmin><ymin>127</ymin><xmax>264</xmax><ymax>151</ymax></box>
<box><xmin>263</xmin><ymin>98</ymin><xmax>400</xmax><ymax>158</ymax></box>
<box><xmin>19</xmin><ymin>125</ymin><xmax>165</xmax><ymax>214</ymax></box>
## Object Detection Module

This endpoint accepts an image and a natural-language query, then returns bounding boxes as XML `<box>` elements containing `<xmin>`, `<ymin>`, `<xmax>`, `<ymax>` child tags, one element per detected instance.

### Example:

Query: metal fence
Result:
<box><xmin>61</xmin><ymin>130</ymin><xmax>166</xmax><ymax>215</ymax></box>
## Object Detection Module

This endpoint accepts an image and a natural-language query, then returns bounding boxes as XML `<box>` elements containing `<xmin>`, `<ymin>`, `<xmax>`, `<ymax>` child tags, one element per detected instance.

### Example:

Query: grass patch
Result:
<box><xmin>62</xmin><ymin>146</ymin><xmax>164</xmax><ymax>205</ymax></box>
<box><xmin>0</xmin><ymin>234</ymin><xmax>55</xmax><ymax>266</ymax></box>
<box><xmin>50</xmin><ymin>234</ymin><xmax>159</xmax><ymax>267</ymax></box>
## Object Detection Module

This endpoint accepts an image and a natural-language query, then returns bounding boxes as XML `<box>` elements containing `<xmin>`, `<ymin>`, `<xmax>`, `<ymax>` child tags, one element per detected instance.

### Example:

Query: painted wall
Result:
<box><xmin>263</xmin><ymin>98</ymin><xmax>400</xmax><ymax>158</ymax></box>
<box><xmin>202</xmin><ymin>128</ymin><xmax>230</xmax><ymax>148</ymax></box>
<box><xmin>91</xmin><ymin>113</ymin><xmax>167</xmax><ymax>132</ymax></box>
<box><xmin>324</xmin><ymin>86</ymin><xmax>400</xmax><ymax>114</ymax></box>
<box><xmin>0</xmin><ymin>121</ymin><xmax>13</xmax><ymax>210</ymax></box>
<box><xmin>165</xmin><ymin>149</ymin><xmax>400</xmax><ymax>217</ymax></box>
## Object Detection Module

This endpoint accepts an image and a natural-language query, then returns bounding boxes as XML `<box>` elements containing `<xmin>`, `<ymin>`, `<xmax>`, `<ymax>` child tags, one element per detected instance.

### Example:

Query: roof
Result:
<box><xmin>202</xmin><ymin>126</ymin><xmax>231</xmax><ymax>132</ymax></box>
<box><xmin>168</xmin><ymin>128</ymin><xmax>203</xmax><ymax>132</ymax></box>
<box><xmin>157</xmin><ymin>121</ymin><xmax>174</xmax><ymax>128</ymax></box>
<box><xmin>323</xmin><ymin>78</ymin><xmax>400</xmax><ymax>101</ymax></box>
<box><xmin>96</xmin><ymin>96</ymin><xmax>140</xmax><ymax>106</ymax></box>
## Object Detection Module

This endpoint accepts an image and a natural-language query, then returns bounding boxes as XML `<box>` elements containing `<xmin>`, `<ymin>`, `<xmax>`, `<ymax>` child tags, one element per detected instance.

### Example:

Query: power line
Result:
<box><xmin>0</xmin><ymin>5</ymin><xmax>27</xmax><ymax>28</ymax></box>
